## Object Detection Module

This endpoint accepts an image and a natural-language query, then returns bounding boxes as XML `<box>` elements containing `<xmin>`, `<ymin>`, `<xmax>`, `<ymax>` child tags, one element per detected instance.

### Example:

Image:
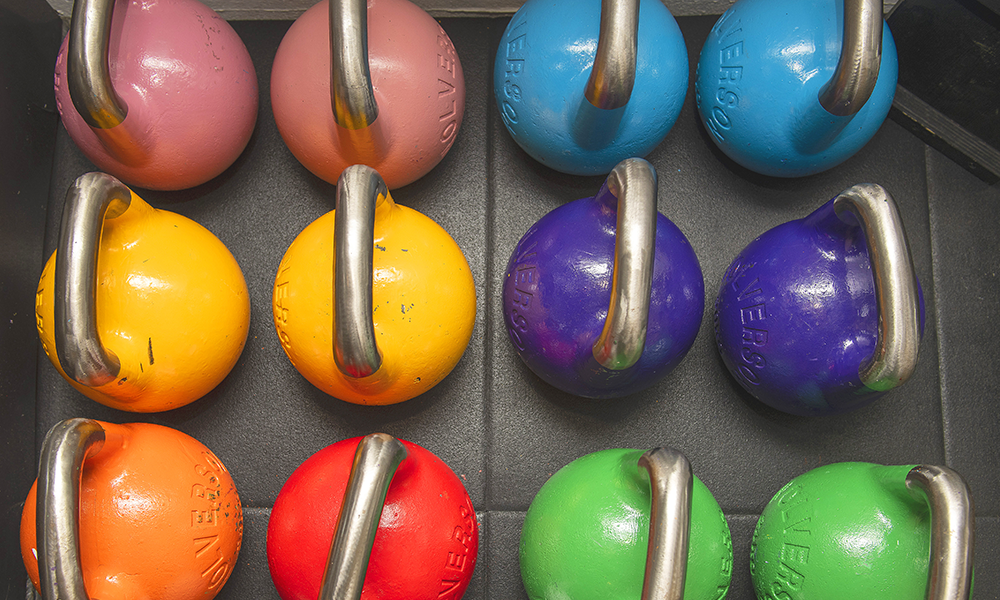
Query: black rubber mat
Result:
<box><xmin>5</xmin><ymin>11</ymin><xmax>999</xmax><ymax>600</ymax></box>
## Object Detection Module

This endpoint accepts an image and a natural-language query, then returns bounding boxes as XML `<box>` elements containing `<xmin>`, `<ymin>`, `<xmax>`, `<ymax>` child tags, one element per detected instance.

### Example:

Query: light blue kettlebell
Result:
<box><xmin>695</xmin><ymin>0</ymin><xmax>898</xmax><ymax>177</ymax></box>
<box><xmin>494</xmin><ymin>0</ymin><xmax>688</xmax><ymax>175</ymax></box>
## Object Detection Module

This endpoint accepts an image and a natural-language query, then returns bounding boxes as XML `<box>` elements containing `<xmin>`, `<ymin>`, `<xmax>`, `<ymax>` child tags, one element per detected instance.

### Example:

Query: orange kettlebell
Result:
<box><xmin>20</xmin><ymin>418</ymin><xmax>243</xmax><ymax>600</ymax></box>
<box><xmin>35</xmin><ymin>172</ymin><xmax>250</xmax><ymax>412</ymax></box>
<box><xmin>273</xmin><ymin>165</ymin><xmax>476</xmax><ymax>405</ymax></box>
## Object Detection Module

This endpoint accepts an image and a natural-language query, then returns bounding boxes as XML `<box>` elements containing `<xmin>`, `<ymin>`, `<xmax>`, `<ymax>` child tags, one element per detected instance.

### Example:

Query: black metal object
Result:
<box><xmin>888</xmin><ymin>0</ymin><xmax>1000</xmax><ymax>183</ymax></box>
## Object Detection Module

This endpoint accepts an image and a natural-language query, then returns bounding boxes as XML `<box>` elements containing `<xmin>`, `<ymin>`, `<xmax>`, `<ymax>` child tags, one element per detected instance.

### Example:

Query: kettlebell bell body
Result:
<box><xmin>494</xmin><ymin>0</ymin><xmax>688</xmax><ymax>175</ymax></box>
<box><xmin>714</xmin><ymin>185</ymin><xmax>923</xmax><ymax>416</ymax></box>
<box><xmin>503</xmin><ymin>159</ymin><xmax>703</xmax><ymax>398</ymax></box>
<box><xmin>267</xmin><ymin>435</ymin><xmax>478</xmax><ymax>600</ymax></box>
<box><xmin>271</xmin><ymin>0</ymin><xmax>465</xmax><ymax>189</ymax></box>
<box><xmin>35</xmin><ymin>173</ymin><xmax>250</xmax><ymax>412</ymax></box>
<box><xmin>54</xmin><ymin>0</ymin><xmax>258</xmax><ymax>190</ymax></box>
<box><xmin>21</xmin><ymin>420</ymin><xmax>243</xmax><ymax>600</ymax></box>
<box><xmin>695</xmin><ymin>0</ymin><xmax>897</xmax><ymax>177</ymax></box>
<box><xmin>520</xmin><ymin>448</ymin><xmax>733</xmax><ymax>600</ymax></box>
<box><xmin>273</xmin><ymin>167</ymin><xmax>475</xmax><ymax>405</ymax></box>
<box><xmin>751</xmin><ymin>462</ymin><xmax>974</xmax><ymax>600</ymax></box>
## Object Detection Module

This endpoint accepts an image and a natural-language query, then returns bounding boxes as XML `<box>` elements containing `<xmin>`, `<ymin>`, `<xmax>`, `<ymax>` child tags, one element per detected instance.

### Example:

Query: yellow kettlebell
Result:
<box><xmin>273</xmin><ymin>164</ymin><xmax>476</xmax><ymax>405</ymax></box>
<box><xmin>35</xmin><ymin>172</ymin><xmax>250</xmax><ymax>412</ymax></box>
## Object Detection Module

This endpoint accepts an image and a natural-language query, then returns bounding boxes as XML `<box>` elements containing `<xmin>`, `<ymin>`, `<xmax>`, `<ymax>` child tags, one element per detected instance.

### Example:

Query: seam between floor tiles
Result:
<box><xmin>924</xmin><ymin>144</ymin><xmax>953</xmax><ymax>466</ymax></box>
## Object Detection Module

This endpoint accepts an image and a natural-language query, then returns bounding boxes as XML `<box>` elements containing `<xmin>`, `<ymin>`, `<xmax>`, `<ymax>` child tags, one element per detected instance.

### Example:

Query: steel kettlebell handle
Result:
<box><xmin>638</xmin><ymin>447</ymin><xmax>692</xmax><ymax>600</ymax></box>
<box><xmin>584</xmin><ymin>0</ymin><xmax>638</xmax><ymax>110</ymax></box>
<box><xmin>68</xmin><ymin>0</ymin><xmax>127</xmax><ymax>129</ymax></box>
<box><xmin>54</xmin><ymin>172</ymin><xmax>132</xmax><ymax>388</ymax></box>
<box><xmin>36</xmin><ymin>418</ymin><xmax>115</xmax><ymax>600</ymax></box>
<box><xmin>592</xmin><ymin>157</ymin><xmax>657</xmax><ymax>371</ymax></box>
<box><xmin>906</xmin><ymin>465</ymin><xmax>974</xmax><ymax>600</ymax></box>
<box><xmin>819</xmin><ymin>0</ymin><xmax>883</xmax><ymax>116</ymax></box>
<box><xmin>333</xmin><ymin>165</ymin><xmax>389</xmax><ymax>378</ymax></box>
<box><xmin>330</xmin><ymin>0</ymin><xmax>379</xmax><ymax>129</ymax></box>
<box><xmin>320</xmin><ymin>433</ymin><xmax>409</xmax><ymax>600</ymax></box>
<box><xmin>832</xmin><ymin>183</ymin><xmax>920</xmax><ymax>391</ymax></box>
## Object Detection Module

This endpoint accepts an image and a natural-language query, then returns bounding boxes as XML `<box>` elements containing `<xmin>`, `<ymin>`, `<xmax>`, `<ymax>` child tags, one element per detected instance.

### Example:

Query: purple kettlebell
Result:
<box><xmin>503</xmin><ymin>158</ymin><xmax>704</xmax><ymax>398</ymax></box>
<box><xmin>715</xmin><ymin>183</ymin><xmax>924</xmax><ymax>416</ymax></box>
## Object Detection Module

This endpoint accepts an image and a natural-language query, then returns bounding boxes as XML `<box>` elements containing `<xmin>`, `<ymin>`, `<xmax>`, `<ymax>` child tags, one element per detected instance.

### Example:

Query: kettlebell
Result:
<box><xmin>503</xmin><ymin>158</ymin><xmax>703</xmax><ymax>398</ymax></box>
<box><xmin>35</xmin><ymin>172</ymin><xmax>251</xmax><ymax>412</ymax></box>
<box><xmin>267</xmin><ymin>433</ymin><xmax>478</xmax><ymax>600</ymax></box>
<box><xmin>520</xmin><ymin>447</ymin><xmax>733</xmax><ymax>600</ymax></box>
<box><xmin>273</xmin><ymin>165</ymin><xmax>475</xmax><ymax>405</ymax></box>
<box><xmin>271</xmin><ymin>0</ymin><xmax>465</xmax><ymax>189</ymax></box>
<box><xmin>20</xmin><ymin>418</ymin><xmax>243</xmax><ymax>600</ymax></box>
<box><xmin>494</xmin><ymin>0</ymin><xmax>687</xmax><ymax>175</ymax></box>
<box><xmin>695</xmin><ymin>0</ymin><xmax>897</xmax><ymax>177</ymax></box>
<box><xmin>714</xmin><ymin>183</ymin><xmax>922</xmax><ymax>416</ymax></box>
<box><xmin>54</xmin><ymin>0</ymin><xmax>258</xmax><ymax>190</ymax></box>
<box><xmin>751</xmin><ymin>462</ymin><xmax>974</xmax><ymax>600</ymax></box>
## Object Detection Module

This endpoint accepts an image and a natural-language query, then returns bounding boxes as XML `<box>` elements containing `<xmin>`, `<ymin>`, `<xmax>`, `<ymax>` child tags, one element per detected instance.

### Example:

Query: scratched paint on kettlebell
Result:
<box><xmin>507</xmin><ymin>241</ymin><xmax>537</xmax><ymax>352</ymax></box>
<box><xmin>437</xmin><ymin>34</ymin><xmax>461</xmax><ymax>153</ymax></box>
<box><xmin>190</xmin><ymin>450</ymin><xmax>239</xmax><ymax>589</ymax></box>
<box><xmin>34</xmin><ymin>278</ymin><xmax>51</xmax><ymax>360</ymax></box>
<box><xmin>438</xmin><ymin>498</ymin><xmax>477</xmax><ymax>598</ymax></box>
<box><xmin>722</xmin><ymin>259</ymin><xmax>769</xmax><ymax>385</ymax></box>
<box><xmin>703</xmin><ymin>9</ymin><xmax>743</xmax><ymax>143</ymax></box>
<box><xmin>500</xmin><ymin>18</ymin><xmax>528</xmax><ymax>131</ymax></box>
<box><xmin>766</xmin><ymin>483</ymin><xmax>812</xmax><ymax>599</ymax></box>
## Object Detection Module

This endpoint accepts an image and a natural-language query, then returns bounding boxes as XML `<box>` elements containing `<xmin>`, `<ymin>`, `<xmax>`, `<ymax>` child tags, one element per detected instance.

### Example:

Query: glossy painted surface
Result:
<box><xmin>272</xmin><ymin>190</ymin><xmax>476</xmax><ymax>405</ymax></box>
<box><xmin>520</xmin><ymin>448</ymin><xmax>732</xmax><ymax>600</ymax></box>
<box><xmin>35</xmin><ymin>188</ymin><xmax>251</xmax><ymax>412</ymax></box>
<box><xmin>502</xmin><ymin>181</ymin><xmax>703</xmax><ymax>398</ymax></box>
<box><xmin>20</xmin><ymin>422</ymin><xmax>243</xmax><ymax>600</ymax></box>
<box><xmin>751</xmin><ymin>462</ymin><xmax>935</xmax><ymax>600</ymax></box>
<box><xmin>271</xmin><ymin>0</ymin><xmax>465</xmax><ymax>189</ymax></box>
<box><xmin>494</xmin><ymin>0</ymin><xmax>687</xmax><ymax>176</ymax></box>
<box><xmin>695</xmin><ymin>0</ymin><xmax>897</xmax><ymax>177</ymax></box>
<box><xmin>714</xmin><ymin>199</ymin><xmax>924</xmax><ymax>416</ymax></box>
<box><xmin>267</xmin><ymin>436</ymin><xmax>478</xmax><ymax>600</ymax></box>
<box><xmin>54</xmin><ymin>0</ymin><xmax>258</xmax><ymax>191</ymax></box>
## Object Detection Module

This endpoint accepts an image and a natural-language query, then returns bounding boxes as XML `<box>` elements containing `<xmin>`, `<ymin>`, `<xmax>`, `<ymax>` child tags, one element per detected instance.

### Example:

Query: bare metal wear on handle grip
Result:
<box><xmin>584</xmin><ymin>0</ymin><xmax>639</xmax><ymax>111</ymax></box>
<box><xmin>54</xmin><ymin>172</ymin><xmax>131</xmax><ymax>388</ymax></box>
<box><xmin>819</xmin><ymin>0</ymin><xmax>884</xmax><ymax>116</ymax></box>
<box><xmin>833</xmin><ymin>183</ymin><xmax>921</xmax><ymax>392</ymax></box>
<box><xmin>333</xmin><ymin>165</ymin><xmax>387</xmax><ymax>378</ymax></box>
<box><xmin>320</xmin><ymin>433</ymin><xmax>409</xmax><ymax>600</ymax></box>
<box><xmin>37</xmin><ymin>418</ymin><xmax>107</xmax><ymax>600</ymax></box>
<box><xmin>638</xmin><ymin>447</ymin><xmax>693</xmax><ymax>600</ymax></box>
<box><xmin>592</xmin><ymin>157</ymin><xmax>657</xmax><ymax>371</ymax></box>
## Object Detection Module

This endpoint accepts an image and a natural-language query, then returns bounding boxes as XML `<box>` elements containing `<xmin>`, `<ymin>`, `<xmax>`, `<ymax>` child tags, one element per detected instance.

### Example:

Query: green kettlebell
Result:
<box><xmin>751</xmin><ymin>462</ymin><xmax>975</xmax><ymax>600</ymax></box>
<box><xmin>519</xmin><ymin>447</ymin><xmax>733</xmax><ymax>600</ymax></box>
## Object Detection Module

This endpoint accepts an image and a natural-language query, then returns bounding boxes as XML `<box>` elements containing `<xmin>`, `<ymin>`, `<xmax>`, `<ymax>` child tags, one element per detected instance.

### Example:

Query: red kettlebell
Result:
<box><xmin>54</xmin><ymin>0</ymin><xmax>258</xmax><ymax>190</ymax></box>
<box><xmin>270</xmin><ymin>0</ymin><xmax>466</xmax><ymax>189</ymax></box>
<box><xmin>267</xmin><ymin>433</ymin><xmax>478</xmax><ymax>600</ymax></box>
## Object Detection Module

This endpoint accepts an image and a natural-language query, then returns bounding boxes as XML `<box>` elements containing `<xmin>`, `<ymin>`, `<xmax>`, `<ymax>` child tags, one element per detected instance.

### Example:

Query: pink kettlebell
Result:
<box><xmin>54</xmin><ymin>0</ymin><xmax>258</xmax><ymax>191</ymax></box>
<box><xmin>271</xmin><ymin>0</ymin><xmax>466</xmax><ymax>189</ymax></box>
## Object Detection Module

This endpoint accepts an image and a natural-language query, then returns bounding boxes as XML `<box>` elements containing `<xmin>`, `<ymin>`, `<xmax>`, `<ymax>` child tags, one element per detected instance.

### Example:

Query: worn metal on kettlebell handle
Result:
<box><xmin>818</xmin><ymin>0</ymin><xmax>883</xmax><ymax>117</ymax></box>
<box><xmin>592</xmin><ymin>157</ymin><xmax>657</xmax><ymax>371</ymax></box>
<box><xmin>584</xmin><ymin>0</ymin><xmax>638</xmax><ymax>110</ymax></box>
<box><xmin>906</xmin><ymin>465</ymin><xmax>974</xmax><ymax>600</ymax></box>
<box><xmin>54</xmin><ymin>172</ymin><xmax>132</xmax><ymax>388</ymax></box>
<box><xmin>333</xmin><ymin>165</ymin><xmax>387</xmax><ymax>378</ymax></box>
<box><xmin>330</xmin><ymin>0</ymin><xmax>379</xmax><ymax>129</ymax></box>
<box><xmin>832</xmin><ymin>183</ymin><xmax>920</xmax><ymax>392</ymax></box>
<box><xmin>319</xmin><ymin>433</ymin><xmax>409</xmax><ymax>600</ymax></box>
<box><xmin>36</xmin><ymin>418</ymin><xmax>108</xmax><ymax>600</ymax></box>
<box><xmin>638</xmin><ymin>447</ymin><xmax>692</xmax><ymax>600</ymax></box>
<box><xmin>68</xmin><ymin>0</ymin><xmax>128</xmax><ymax>129</ymax></box>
